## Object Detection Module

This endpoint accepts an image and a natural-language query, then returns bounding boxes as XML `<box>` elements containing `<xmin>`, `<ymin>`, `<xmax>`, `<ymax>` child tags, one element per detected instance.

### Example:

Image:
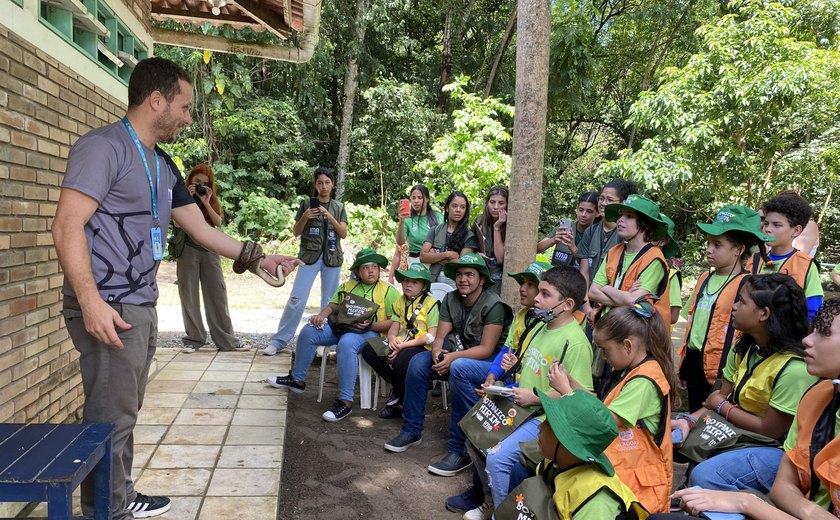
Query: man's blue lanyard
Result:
<box><xmin>122</xmin><ymin>117</ymin><xmax>160</xmax><ymax>227</ymax></box>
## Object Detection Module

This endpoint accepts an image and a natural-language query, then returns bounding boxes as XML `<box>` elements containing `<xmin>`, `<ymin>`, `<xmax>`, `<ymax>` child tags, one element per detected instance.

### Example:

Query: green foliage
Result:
<box><xmin>227</xmin><ymin>189</ymin><xmax>295</xmax><ymax>241</ymax></box>
<box><xmin>344</xmin><ymin>202</ymin><xmax>397</xmax><ymax>253</ymax></box>
<box><xmin>349</xmin><ymin>79</ymin><xmax>443</xmax><ymax>206</ymax></box>
<box><xmin>415</xmin><ymin>76</ymin><xmax>514</xmax><ymax>213</ymax></box>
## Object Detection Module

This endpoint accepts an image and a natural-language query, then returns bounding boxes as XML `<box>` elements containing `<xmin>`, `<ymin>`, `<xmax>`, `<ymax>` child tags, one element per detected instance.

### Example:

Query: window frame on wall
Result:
<box><xmin>38</xmin><ymin>0</ymin><xmax>147</xmax><ymax>84</ymax></box>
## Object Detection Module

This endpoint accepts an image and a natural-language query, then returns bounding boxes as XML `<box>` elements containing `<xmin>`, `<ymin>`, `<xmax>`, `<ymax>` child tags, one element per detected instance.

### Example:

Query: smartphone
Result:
<box><xmin>558</xmin><ymin>217</ymin><xmax>572</xmax><ymax>233</ymax></box>
<box><xmin>437</xmin><ymin>352</ymin><xmax>445</xmax><ymax>363</ymax></box>
<box><xmin>309</xmin><ymin>196</ymin><xmax>320</xmax><ymax>210</ymax></box>
<box><xmin>671</xmin><ymin>429</ymin><xmax>684</xmax><ymax>444</ymax></box>
<box><xmin>399</xmin><ymin>198</ymin><xmax>411</xmax><ymax>216</ymax></box>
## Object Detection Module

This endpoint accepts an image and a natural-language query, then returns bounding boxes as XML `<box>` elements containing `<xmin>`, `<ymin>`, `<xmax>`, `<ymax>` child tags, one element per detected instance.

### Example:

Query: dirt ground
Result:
<box><xmin>276</xmin><ymin>363</ymin><xmax>472</xmax><ymax>520</ymax></box>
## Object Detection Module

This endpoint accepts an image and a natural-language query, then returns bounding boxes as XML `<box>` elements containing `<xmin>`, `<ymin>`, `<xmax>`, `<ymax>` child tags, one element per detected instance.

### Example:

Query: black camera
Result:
<box><xmin>195</xmin><ymin>182</ymin><xmax>208</xmax><ymax>197</ymax></box>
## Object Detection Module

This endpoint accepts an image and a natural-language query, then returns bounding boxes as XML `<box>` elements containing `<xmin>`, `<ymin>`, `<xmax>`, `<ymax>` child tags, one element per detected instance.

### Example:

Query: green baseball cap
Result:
<box><xmin>603</xmin><ymin>194</ymin><xmax>668</xmax><ymax>241</ymax></box>
<box><xmin>443</xmin><ymin>252</ymin><xmax>494</xmax><ymax>286</ymax></box>
<box><xmin>537</xmin><ymin>389</ymin><xmax>618</xmax><ymax>476</ymax></box>
<box><xmin>350</xmin><ymin>247</ymin><xmax>389</xmax><ymax>270</ymax></box>
<box><xmin>395</xmin><ymin>262</ymin><xmax>432</xmax><ymax>287</ymax></box>
<box><xmin>696</xmin><ymin>205</ymin><xmax>773</xmax><ymax>242</ymax></box>
<box><xmin>659</xmin><ymin>214</ymin><xmax>681</xmax><ymax>259</ymax></box>
<box><xmin>508</xmin><ymin>259</ymin><xmax>552</xmax><ymax>285</ymax></box>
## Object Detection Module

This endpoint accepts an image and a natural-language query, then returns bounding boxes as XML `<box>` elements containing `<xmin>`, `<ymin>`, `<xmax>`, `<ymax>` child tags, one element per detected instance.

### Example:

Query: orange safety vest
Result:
<box><xmin>787</xmin><ymin>380</ymin><xmax>840</xmax><ymax>516</ymax></box>
<box><xmin>601</xmin><ymin>358</ymin><xmax>673</xmax><ymax>513</ymax></box>
<box><xmin>603</xmin><ymin>243</ymin><xmax>671</xmax><ymax>326</ymax></box>
<box><xmin>745</xmin><ymin>250</ymin><xmax>815</xmax><ymax>289</ymax></box>
<box><xmin>679</xmin><ymin>271</ymin><xmax>748</xmax><ymax>385</ymax></box>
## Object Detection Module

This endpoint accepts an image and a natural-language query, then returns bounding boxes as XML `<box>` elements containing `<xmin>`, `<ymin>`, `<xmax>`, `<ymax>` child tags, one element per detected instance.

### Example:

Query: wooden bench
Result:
<box><xmin>0</xmin><ymin>423</ymin><xmax>113</xmax><ymax>520</ymax></box>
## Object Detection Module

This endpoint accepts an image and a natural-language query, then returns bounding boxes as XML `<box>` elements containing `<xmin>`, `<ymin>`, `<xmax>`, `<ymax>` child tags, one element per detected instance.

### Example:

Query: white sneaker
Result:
<box><xmin>263</xmin><ymin>343</ymin><xmax>288</xmax><ymax>356</ymax></box>
<box><xmin>463</xmin><ymin>500</ymin><xmax>493</xmax><ymax>520</ymax></box>
<box><xmin>232</xmin><ymin>339</ymin><xmax>251</xmax><ymax>351</ymax></box>
<box><xmin>181</xmin><ymin>343</ymin><xmax>209</xmax><ymax>354</ymax></box>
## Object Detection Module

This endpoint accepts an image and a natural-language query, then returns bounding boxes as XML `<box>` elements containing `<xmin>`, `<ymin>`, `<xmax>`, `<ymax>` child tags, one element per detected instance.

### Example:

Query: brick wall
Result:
<box><xmin>0</xmin><ymin>27</ymin><xmax>126</xmax><ymax>424</ymax></box>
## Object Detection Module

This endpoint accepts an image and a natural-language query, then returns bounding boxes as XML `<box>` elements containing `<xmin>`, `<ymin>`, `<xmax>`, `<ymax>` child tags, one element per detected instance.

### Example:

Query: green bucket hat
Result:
<box><xmin>659</xmin><ymin>214</ymin><xmax>681</xmax><ymax>259</ymax></box>
<box><xmin>508</xmin><ymin>259</ymin><xmax>553</xmax><ymax>285</ymax></box>
<box><xmin>603</xmin><ymin>194</ymin><xmax>668</xmax><ymax>241</ymax></box>
<box><xmin>350</xmin><ymin>247</ymin><xmax>389</xmax><ymax>270</ymax></box>
<box><xmin>442</xmin><ymin>252</ymin><xmax>494</xmax><ymax>286</ymax></box>
<box><xmin>537</xmin><ymin>389</ymin><xmax>618</xmax><ymax>476</ymax></box>
<box><xmin>696</xmin><ymin>205</ymin><xmax>773</xmax><ymax>242</ymax></box>
<box><xmin>395</xmin><ymin>262</ymin><xmax>432</xmax><ymax>287</ymax></box>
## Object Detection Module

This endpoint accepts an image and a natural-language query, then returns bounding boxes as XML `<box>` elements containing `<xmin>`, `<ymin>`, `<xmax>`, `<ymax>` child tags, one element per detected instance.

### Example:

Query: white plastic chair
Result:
<box><xmin>429</xmin><ymin>282</ymin><xmax>454</xmax><ymax>301</ymax></box>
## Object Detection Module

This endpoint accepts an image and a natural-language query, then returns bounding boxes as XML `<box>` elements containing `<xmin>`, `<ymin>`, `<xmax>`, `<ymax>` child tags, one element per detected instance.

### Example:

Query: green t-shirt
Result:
<box><xmin>570</xmin><ymin>488</ymin><xmax>625</xmax><ymax>520</ymax></box>
<box><xmin>403</xmin><ymin>211</ymin><xmax>443</xmax><ymax>254</ymax></box>
<box><xmin>606</xmin><ymin>376</ymin><xmax>662</xmax><ymax>433</ymax></box>
<box><xmin>504</xmin><ymin>307</ymin><xmax>533</xmax><ymax>351</ymax></box>
<box><xmin>593</xmin><ymin>251</ymin><xmax>666</xmax><ymax>314</ymax></box>
<box><xmin>668</xmin><ymin>269</ymin><xmax>682</xmax><ymax>309</ymax></box>
<box><xmin>722</xmin><ymin>349</ymin><xmax>818</xmax><ymax>415</ymax></box>
<box><xmin>519</xmin><ymin>320</ymin><xmax>594</xmax><ymax>415</ymax></box>
<box><xmin>686</xmin><ymin>273</ymin><xmax>734</xmax><ymax>351</ymax></box>
<box><xmin>762</xmin><ymin>258</ymin><xmax>823</xmax><ymax>299</ymax></box>
<box><xmin>783</xmin><ymin>405</ymin><xmax>840</xmax><ymax>511</ymax></box>
<box><xmin>329</xmin><ymin>280</ymin><xmax>401</xmax><ymax>335</ymax></box>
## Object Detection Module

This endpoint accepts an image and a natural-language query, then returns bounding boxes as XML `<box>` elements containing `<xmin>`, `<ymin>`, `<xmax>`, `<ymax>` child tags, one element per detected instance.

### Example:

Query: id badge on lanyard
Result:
<box><xmin>123</xmin><ymin>118</ymin><xmax>165</xmax><ymax>260</ymax></box>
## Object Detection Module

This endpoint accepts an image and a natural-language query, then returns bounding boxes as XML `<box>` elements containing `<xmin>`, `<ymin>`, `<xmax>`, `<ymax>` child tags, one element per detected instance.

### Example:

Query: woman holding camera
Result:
<box><xmin>178</xmin><ymin>163</ymin><xmax>248</xmax><ymax>352</ymax></box>
<box><xmin>265</xmin><ymin>167</ymin><xmax>348</xmax><ymax>356</ymax></box>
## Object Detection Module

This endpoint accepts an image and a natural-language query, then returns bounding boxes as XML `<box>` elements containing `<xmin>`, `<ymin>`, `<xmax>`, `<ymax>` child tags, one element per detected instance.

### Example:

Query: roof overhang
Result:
<box><xmin>151</xmin><ymin>0</ymin><xmax>321</xmax><ymax>62</ymax></box>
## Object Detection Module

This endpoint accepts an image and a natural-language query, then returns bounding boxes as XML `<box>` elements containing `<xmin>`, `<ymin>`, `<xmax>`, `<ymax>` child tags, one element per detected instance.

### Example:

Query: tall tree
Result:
<box><xmin>502</xmin><ymin>0</ymin><xmax>551</xmax><ymax>306</ymax></box>
<box><xmin>335</xmin><ymin>0</ymin><xmax>370</xmax><ymax>201</ymax></box>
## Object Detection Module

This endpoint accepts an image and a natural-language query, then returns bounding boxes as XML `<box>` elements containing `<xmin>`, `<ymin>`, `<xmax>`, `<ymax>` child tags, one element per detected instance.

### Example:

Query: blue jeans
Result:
<box><xmin>400</xmin><ymin>350</ymin><xmax>446</xmax><ymax>439</ymax></box>
<box><xmin>690</xmin><ymin>446</ymin><xmax>784</xmax><ymax>492</ymax></box>
<box><xmin>291</xmin><ymin>322</ymin><xmax>377</xmax><ymax>403</ymax></box>
<box><xmin>484</xmin><ymin>418</ymin><xmax>541</xmax><ymax>508</ymax></box>
<box><xmin>270</xmin><ymin>255</ymin><xmax>341</xmax><ymax>348</ymax></box>
<box><xmin>448</xmin><ymin>358</ymin><xmax>494</xmax><ymax>455</ymax></box>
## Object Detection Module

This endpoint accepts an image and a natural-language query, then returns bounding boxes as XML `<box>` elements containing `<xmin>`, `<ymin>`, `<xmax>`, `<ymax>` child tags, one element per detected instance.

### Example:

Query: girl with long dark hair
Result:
<box><xmin>419</xmin><ymin>191</ymin><xmax>477</xmax><ymax>287</ymax></box>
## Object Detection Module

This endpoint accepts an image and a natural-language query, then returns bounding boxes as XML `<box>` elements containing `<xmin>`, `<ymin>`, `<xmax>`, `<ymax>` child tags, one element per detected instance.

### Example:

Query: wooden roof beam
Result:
<box><xmin>229</xmin><ymin>0</ymin><xmax>289</xmax><ymax>40</ymax></box>
<box><xmin>151</xmin><ymin>7</ymin><xmax>266</xmax><ymax>28</ymax></box>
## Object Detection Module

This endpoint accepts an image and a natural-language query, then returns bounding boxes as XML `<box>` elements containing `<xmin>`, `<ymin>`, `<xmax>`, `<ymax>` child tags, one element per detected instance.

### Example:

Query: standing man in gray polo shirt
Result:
<box><xmin>52</xmin><ymin>57</ymin><xmax>299</xmax><ymax>519</ymax></box>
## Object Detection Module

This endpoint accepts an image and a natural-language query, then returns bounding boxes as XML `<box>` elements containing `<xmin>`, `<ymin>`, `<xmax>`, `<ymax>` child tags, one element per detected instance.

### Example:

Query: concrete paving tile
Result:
<box><xmin>225</xmin><ymin>426</ymin><xmax>284</xmax><ymax>445</ymax></box>
<box><xmin>173</xmin><ymin>408</ymin><xmax>234</xmax><ymax>426</ymax></box>
<box><xmin>192</xmin><ymin>381</ymin><xmax>243</xmax><ymax>395</ymax></box>
<box><xmin>237</xmin><ymin>394</ymin><xmax>287</xmax><ymax>410</ymax></box>
<box><xmin>133</xmin><ymin>444</ymin><xmax>157</xmax><ymax>469</ymax></box>
<box><xmin>137</xmin><ymin>407</ymin><xmax>180</xmax><ymax>425</ymax></box>
<box><xmin>142</xmin><ymin>393</ymin><xmax>189</xmax><ymax>408</ymax></box>
<box><xmin>135</xmin><ymin>468</ymin><xmax>212</xmax><ymax>496</ymax></box>
<box><xmin>145</xmin><ymin>379</ymin><xmax>198</xmax><ymax>393</ymax></box>
<box><xmin>217</xmin><ymin>445</ymin><xmax>284</xmax><ymax>468</ymax></box>
<box><xmin>207</xmin><ymin>362</ymin><xmax>252</xmax><ymax>371</ymax></box>
<box><xmin>134</xmin><ymin>425</ymin><xmax>168</xmax><ymax>444</ymax></box>
<box><xmin>200</xmin><ymin>370</ymin><xmax>249</xmax><ymax>382</ymax></box>
<box><xmin>166</xmin><ymin>360</ymin><xmax>212</xmax><ymax>370</ymax></box>
<box><xmin>163</xmin><ymin>425</ymin><xmax>228</xmax><ymax>445</ymax></box>
<box><xmin>241</xmin><ymin>382</ymin><xmax>283</xmax><ymax>395</ymax></box>
<box><xmin>148</xmin><ymin>444</ymin><xmax>221</xmax><ymax>469</ymax></box>
<box><xmin>156</xmin><ymin>496</ymin><xmax>201</xmax><ymax>520</ymax></box>
<box><xmin>155</xmin><ymin>369</ymin><xmax>206</xmax><ymax>381</ymax></box>
<box><xmin>231</xmin><ymin>408</ymin><xmax>285</xmax><ymax>427</ymax></box>
<box><xmin>206</xmin><ymin>468</ymin><xmax>280</xmax><ymax>496</ymax></box>
<box><xmin>198</xmin><ymin>496</ymin><xmax>276</xmax><ymax>520</ymax></box>
<box><xmin>183</xmin><ymin>393</ymin><xmax>239</xmax><ymax>409</ymax></box>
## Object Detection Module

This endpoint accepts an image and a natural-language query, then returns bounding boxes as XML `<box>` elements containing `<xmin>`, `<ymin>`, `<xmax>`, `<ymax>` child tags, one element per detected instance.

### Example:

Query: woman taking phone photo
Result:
<box><xmin>177</xmin><ymin>163</ymin><xmax>249</xmax><ymax>353</ymax></box>
<box><xmin>265</xmin><ymin>167</ymin><xmax>348</xmax><ymax>356</ymax></box>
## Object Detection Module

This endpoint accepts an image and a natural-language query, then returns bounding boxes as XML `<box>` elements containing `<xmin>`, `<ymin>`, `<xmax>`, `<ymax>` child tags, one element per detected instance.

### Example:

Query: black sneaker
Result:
<box><xmin>265</xmin><ymin>373</ymin><xmax>305</xmax><ymax>393</ymax></box>
<box><xmin>385</xmin><ymin>389</ymin><xmax>400</xmax><ymax>407</ymax></box>
<box><xmin>428</xmin><ymin>452</ymin><xmax>472</xmax><ymax>476</ymax></box>
<box><xmin>322</xmin><ymin>400</ymin><xmax>352</xmax><ymax>422</ymax></box>
<box><xmin>126</xmin><ymin>493</ymin><xmax>171</xmax><ymax>518</ymax></box>
<box><xmin>384</xmin><ymin>432</ymin><xmax>422</xmax><ymax>452</ymax></box>
<box><xmin>378</xmin><ymin>404</ymin><xmax>402</xmax><ymax>419</ymax></box>
<box><xmin>445</xmin><ymin>485</ymin><xmax>484</xmax><ymax>514</ymax></box>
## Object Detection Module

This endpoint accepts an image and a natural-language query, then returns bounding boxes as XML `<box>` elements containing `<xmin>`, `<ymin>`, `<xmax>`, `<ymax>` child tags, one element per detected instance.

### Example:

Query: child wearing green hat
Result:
<box><xmin>361</xmin><ymin>262</ymin><xmax>440</xmax><ymax>419</ymax></box>
<box><xmin>656</xmin><ymin>214</ymin><xmax>683</xmax><ymax>327</ymax></box>
<box><xmin>677</xmin><ymin>205</ymin><xmax>771</xmax><ymax>411</ymax></box>
<box><xmin>496</xmin><ymin>390</ymin><xmax>641</xmax><ymax>519</ymax></box>
<box><xmin>265</xmin><ymin>247</ymin><xmax>400</xmax><ymax>423</ymax></box>
<box><xmin>589</xmin><ymin>194</ymin><xmax>671</xmax><ymax>325</ymax></box>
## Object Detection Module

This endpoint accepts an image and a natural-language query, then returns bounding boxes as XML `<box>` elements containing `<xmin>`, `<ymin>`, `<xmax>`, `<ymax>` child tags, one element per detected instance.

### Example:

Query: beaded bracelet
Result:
<box><xmin>724</xmin><ymin>403</ymin><xmax>737</xmax><ymax>421</ymax></box>
<box><xmin>716</xmin><ymin>399</ymin><xmax>730</xmax><ymax>415</ymax></box>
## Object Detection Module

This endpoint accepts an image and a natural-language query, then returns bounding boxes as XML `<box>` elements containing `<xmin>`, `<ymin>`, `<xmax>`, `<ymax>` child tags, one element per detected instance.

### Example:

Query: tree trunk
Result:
<box><xmin>501</xmin><ymin>0</ymin><xmax>551</xmax><ymax>308</ymax></box>
<box><xmin>335</xmin><ymin>0</ymin><xmax>369</xmax><ymax>202</ymax></box>
<box><xmin>436</xmin><ymin>5</ymin><xmax>453</xmax><ymax>112</ymax></box>
<box><xmin>484</xmin><ymin>0</ymin><xmax>518</xmax><ymax>99</ymax></box>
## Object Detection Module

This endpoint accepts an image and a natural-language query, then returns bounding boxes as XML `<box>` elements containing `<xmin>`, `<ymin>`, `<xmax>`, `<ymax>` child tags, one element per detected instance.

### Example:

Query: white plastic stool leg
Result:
<box><xmin>441</xmin><ymin>381</ymin><xmax>448</xmax><ymax>410</ymax></box>
<box><xmin>317</xmin><ymin>345</ymin><xmax>330</xmax><ymax>403</ymax></box>
<box><xmin>358</xmin><ymin>354</ymin><xmax>373</xmax><ymax>409</ymax></box>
